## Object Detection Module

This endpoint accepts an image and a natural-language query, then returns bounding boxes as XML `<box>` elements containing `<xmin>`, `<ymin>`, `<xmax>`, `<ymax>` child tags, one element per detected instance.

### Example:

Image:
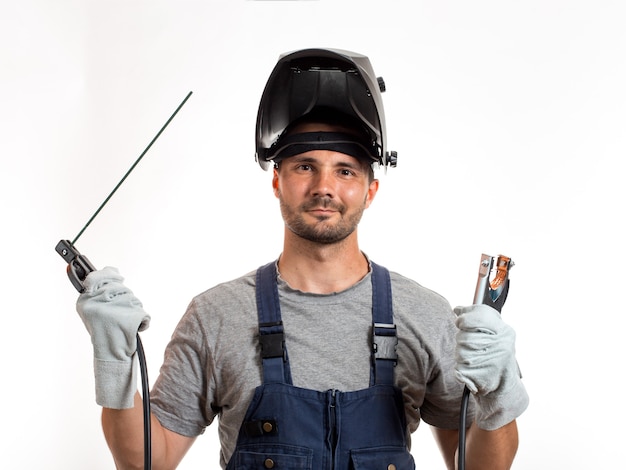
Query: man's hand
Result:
<box><xmin>76</xmin><ymin>267</ymin><xmax>150</xmax><ymax>409</ymax></box>
<box><xmin>454</xmin><ymin>304</ymin><xmax>529</xmax><ymax>430</ymax></box>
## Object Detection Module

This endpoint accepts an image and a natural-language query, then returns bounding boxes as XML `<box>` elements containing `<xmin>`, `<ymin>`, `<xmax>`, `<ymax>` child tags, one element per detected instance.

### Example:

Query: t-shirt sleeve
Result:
<box><xmin>150</xmin><ymin>297</ymin><xmax>215</xmax><ymax>437</ymax></box>
<box><xmin>392</xmin><ymin>273</ymin><xmax>475</xmax><ymax>431</ymax></box>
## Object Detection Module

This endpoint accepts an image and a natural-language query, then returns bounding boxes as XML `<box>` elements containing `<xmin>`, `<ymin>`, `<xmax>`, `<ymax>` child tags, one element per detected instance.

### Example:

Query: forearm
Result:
<box><xmin>463</xmin><ymin>420</ymin><xmax>519</xmax><ymax>470</ymax></box>
<box><xmin>101</xmin><ymin>392</ymin><xmax>148</xmax><ymax>469</ymax></box>
<box><xmin>102</xmin><ymin>392</ymin><xmax>168</xmax><ymax>470</ymax></box>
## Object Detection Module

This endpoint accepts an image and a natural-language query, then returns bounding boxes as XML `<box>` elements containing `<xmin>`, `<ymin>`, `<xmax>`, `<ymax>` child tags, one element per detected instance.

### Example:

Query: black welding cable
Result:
<box><xmin>457</xmin><ymin>385</ymin><xmax>471</xmax><ymax>470</ymax></box>
<box><xmin>136</xmin><ymin>334</ymin><xmax>151</xmax><ymax>470</ymax></box>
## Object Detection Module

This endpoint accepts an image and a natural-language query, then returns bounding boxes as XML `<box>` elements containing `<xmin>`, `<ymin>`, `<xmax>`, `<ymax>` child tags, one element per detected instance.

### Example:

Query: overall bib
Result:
<box><xmin>226</xmin><ymin>262</ymin><xmax>416</xmax><ymax>470</ymax></box>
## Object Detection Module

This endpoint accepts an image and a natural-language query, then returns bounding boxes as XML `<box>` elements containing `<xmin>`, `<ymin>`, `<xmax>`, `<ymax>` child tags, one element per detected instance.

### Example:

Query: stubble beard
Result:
<box><xmin>279</xmin><ymin>196</ymin><xmax>366</xmax><ymax>245</ymax></box>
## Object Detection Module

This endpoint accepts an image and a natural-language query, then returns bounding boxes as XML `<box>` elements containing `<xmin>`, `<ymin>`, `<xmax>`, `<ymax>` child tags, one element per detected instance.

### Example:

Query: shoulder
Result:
<box><xmin>176</xmin><ymin>268</ymin><xmax>260</xmax><ymax>337</ymax></box>
<box><xmin>386</xmin><ymin>268</ymin><xmax>452</xmax><ymax>315</ymax></box>
<box><xmin>189</xmin><ymin>269</ymin><xmax>258</xmax><ymax>309</ymax></box>
<box><xmin>383</xmin><ymin>267</ymin><xmax>457</xmax><ymax>347</ymax></box>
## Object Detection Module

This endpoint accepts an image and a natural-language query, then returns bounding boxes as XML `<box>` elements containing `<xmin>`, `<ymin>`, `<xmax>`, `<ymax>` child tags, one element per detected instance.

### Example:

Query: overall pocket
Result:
<box><xmin>229</xmin><ymin>444</ymin><xmax>313</xmax><ymax>470</ymax></box>
<box><xmin>350</xmin><ymin>446</ymin><xmax>415</xmax><ymax>470</ymax></box>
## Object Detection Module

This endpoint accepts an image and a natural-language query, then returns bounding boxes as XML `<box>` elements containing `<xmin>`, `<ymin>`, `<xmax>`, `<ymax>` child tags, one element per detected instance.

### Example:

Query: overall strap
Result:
<box><xmin>255</xmin><ymin>261</ymin><xmax>292</xmax><ymax>384</ymax></box>
<box><xmin>370</xmin><ymin>262</ymin><xmax>398</xmax><ymax>386</ymax></box>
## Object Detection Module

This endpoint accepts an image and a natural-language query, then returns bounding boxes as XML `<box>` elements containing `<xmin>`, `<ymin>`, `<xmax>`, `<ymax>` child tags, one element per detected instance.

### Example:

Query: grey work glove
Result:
<box><xmin>76</xmin><ymin>267</ymin><xmax>150</xmax><ymax>409</ymax></box>
<box><xmin>454</xmin><ymin>304</ymin><xmax>529</xmax><ymax>430</ymax></box>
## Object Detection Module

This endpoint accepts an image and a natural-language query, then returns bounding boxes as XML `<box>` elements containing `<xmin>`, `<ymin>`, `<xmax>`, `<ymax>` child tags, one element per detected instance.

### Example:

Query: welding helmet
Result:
<box><xmin>255</xmin><ymin>48</ymin><xmax>397</xmax><ymax>170</ymax></box>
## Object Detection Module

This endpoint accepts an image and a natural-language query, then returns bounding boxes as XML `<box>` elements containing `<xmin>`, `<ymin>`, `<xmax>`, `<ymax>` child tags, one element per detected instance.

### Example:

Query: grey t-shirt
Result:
<box><xmin>150</xmin><ymin>262</ymin><xmax>469</xmax><ymax>466</ymax></box>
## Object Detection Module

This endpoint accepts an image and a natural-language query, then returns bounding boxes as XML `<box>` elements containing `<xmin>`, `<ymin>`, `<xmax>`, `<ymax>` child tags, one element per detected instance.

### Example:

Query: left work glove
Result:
<box><xmin>454</xmin><ymin>304</ymin><xmax>529</xmax><ymax>430</ymax></box>
<box><xmin>76</xmin><ymin>267</ymin><xmax>150</xmax><ymax>409</ymax></box>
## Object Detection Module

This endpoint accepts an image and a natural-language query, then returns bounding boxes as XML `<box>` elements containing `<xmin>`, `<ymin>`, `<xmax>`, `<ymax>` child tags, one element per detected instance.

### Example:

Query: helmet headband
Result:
<box><xmin>269</xmin><ymin>132</ymin><xmax>376</xmax><ymax>164</ymax></box>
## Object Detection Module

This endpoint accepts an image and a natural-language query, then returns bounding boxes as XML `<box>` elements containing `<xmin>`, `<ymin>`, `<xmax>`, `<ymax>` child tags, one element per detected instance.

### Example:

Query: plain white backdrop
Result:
<box><xmin>1</xmin><ymin>0</ymin><xmax>624</xmax><ymax>468</ymax></box>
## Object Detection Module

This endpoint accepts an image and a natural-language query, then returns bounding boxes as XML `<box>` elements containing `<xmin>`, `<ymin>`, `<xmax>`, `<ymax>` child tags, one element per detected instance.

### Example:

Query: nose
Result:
<box><xmin>310</xmin><ymin>168</ymin><xmax>335</xmax><ymax>198</ymax></box>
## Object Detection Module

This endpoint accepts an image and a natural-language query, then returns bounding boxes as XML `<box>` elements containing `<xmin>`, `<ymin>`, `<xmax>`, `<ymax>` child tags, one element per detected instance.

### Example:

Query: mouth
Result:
<box><xmin>303</xmin><ymin>198</ymin><xmax>342</xmax><ymax>212</ymax></box>
<box><xmin>306</xmin><ymin>208</ymin><xmax>337</xmax><ymax>221</ymax></box>
<box><xmin>308</xmin><ymin>207</ymin><xmax>336</xmax><ymax>213</ymax></box>
<box><xmin>301</xmin><ymin>198</ymin><xmax>344</xmax><ymax>220</ymax></box>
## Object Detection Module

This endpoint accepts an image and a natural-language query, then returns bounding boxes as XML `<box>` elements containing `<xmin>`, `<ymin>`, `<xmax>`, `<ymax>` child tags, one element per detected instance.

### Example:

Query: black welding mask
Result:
<box><xmin>255</xmin><ymin>48</ymin><xmax>397</xmax><ymax>170</ymax></box>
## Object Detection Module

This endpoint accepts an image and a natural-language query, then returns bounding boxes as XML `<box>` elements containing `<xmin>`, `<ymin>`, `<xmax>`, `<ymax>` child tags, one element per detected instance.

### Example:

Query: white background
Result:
<box><xmin>1</xmin><ymin>0</ymin><xmax>624</xmax><ymax>468</ymax></box>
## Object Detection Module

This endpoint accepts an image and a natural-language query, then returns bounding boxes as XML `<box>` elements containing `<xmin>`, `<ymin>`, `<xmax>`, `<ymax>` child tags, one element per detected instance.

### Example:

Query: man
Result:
<box><xmin>76</xmin><ymin>49</ymin><xmax>529</xmax><ymax>470</ymax></box>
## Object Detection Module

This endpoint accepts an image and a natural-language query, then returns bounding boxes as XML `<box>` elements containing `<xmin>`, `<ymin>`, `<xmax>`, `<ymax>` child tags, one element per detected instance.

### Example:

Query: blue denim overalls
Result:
<box><xmin>226</xmin><ymin>262</ymin><xmax>416</xmax><ymax>469</ymax></box>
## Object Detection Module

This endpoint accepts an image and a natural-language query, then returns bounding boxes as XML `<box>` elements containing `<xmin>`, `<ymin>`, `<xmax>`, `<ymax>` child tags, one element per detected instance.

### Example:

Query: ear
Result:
<box><xmin>365</xmin><ymin>178</ymin><xmax>379</xmax><ymax>209</ymax></box>
<box><xmin>272</xmin><ymin>167</ymin><xmax>280</xmax><ymax>197</ymax></box>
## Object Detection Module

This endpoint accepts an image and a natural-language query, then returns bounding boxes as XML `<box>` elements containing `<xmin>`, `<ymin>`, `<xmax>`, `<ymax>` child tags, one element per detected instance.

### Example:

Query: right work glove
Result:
<box><xmin>454</xmin><ymin>304</ymin><xmax>529</xmax><ymax>430</ymax></box>
<box><xmin>76</xmin><ymin>267</ymin><xmax>150</xmax><ymax>409</ymax></box>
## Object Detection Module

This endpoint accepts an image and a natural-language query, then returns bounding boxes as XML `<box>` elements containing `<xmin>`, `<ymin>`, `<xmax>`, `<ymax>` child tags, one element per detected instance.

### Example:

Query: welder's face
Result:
<box><xmin>272</xmin><ymin>123</ymin><xmax>379</xmax><ymax>245</ymax></box>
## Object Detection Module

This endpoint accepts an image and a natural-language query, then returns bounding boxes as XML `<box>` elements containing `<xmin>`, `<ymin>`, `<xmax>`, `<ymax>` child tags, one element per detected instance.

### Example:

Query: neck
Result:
<box><xmin>278</xmin><ymin>229</ymin><xmax>369</xmax><ymax>294</ymax></box>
